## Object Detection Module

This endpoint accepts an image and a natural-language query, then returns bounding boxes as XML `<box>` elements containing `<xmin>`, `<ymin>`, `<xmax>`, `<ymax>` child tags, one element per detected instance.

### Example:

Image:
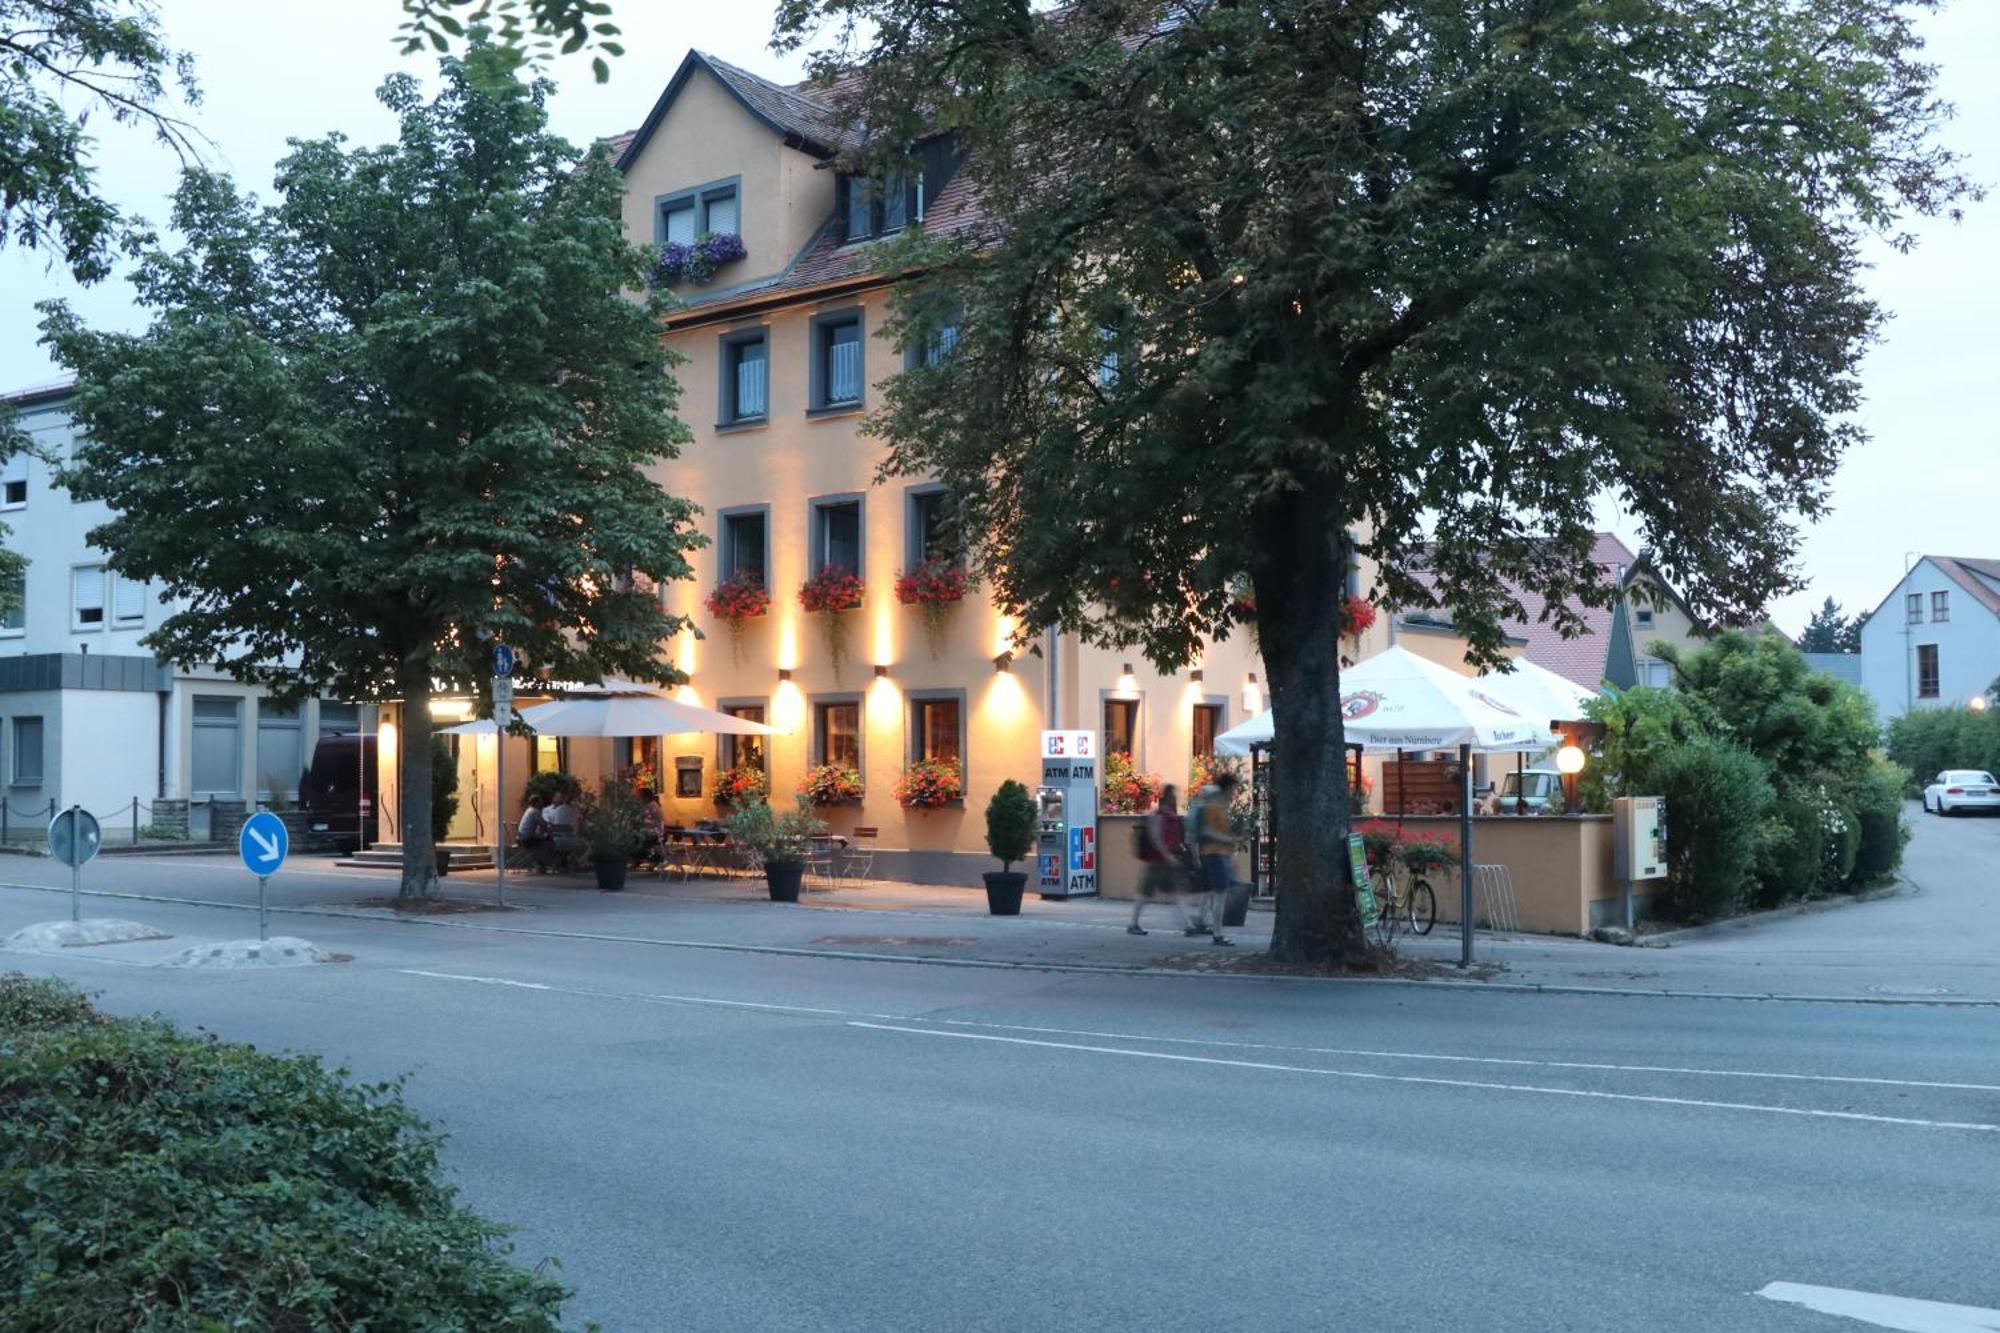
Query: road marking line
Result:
<box><xmin>849</xmin><ymin>1023</ymin><xmax>2000</xmax><ymax>1134</ymax></box>
<box><xmin>1755</xmin><ymin>1281</ymin><xmax>2000</xmax><ymax>1331</ymax></box>
<box><xmin>400</xmin><ymin>969</ymin><xmax>863</xmax><ymax>1018</ymax></box>
<box><xmin>924</xmin><ymin>1018</ymin><xmax>2000</xmax><ymax>1093</ymax></box>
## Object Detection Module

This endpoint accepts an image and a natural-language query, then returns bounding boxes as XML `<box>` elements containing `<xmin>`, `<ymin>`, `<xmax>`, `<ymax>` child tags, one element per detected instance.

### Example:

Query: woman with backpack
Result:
<box><xmin>1129</xmin><ymin>785</ymin><xmax>1194</xmax><ymax>935</ymax></box>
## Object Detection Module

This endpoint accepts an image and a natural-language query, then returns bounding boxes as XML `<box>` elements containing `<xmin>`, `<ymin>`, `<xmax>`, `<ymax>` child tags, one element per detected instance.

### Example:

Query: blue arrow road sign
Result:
<box><xmin>239</xmin><ymin>810</ymin><xmax>289</xmax><ymax>876</ymax></box>
<box><xmin>493</xmin><ymin>643</ymin><xmax>516</xmax><ymax>677</ymax></box>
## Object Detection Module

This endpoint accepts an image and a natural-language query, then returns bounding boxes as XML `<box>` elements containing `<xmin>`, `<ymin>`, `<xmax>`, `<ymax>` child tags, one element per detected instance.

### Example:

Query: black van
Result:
<box><xmin>305</xmin><ymin>732</ymin><xmax>378</xmax><ymax>852</ymax></box>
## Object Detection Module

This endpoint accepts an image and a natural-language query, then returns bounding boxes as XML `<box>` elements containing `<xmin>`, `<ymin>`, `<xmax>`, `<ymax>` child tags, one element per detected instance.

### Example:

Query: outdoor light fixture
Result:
<box><xmin>874</xmin><ymin>665</ymin><xmax>889</xmax><ymax>678</ymax></box>
<box><xmin>778</xmin><ymin>668</ymin><xmax>793</xmax><ymax>683</ymax></box>
<box><xmin>1242</xmin><ymin>672</ymin><xmax>1262</xmax><ymax>713</ymax></box>
<box><xmin>1556</xmin><ymin>744</ymin><xmax>1587</xmax><ymax>775</ymax></box>
<box><xmin>1971</xmin><ymin>696</ymin><xmax>1990</xmax><ymax>713</ymax></box>
<box><xmin>993</xmin><ymin>652</ymin><xmax>1013</xmax><ymax>673</ymax></box>
<box><xmin>1190</xmin><ymin>668</ymin><xmax>1204</xmax><ymax>683</ymax></box>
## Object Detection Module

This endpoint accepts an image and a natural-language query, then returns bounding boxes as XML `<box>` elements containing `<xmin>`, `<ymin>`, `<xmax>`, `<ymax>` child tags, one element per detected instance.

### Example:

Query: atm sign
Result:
<box><xmin>1042</xmin><ymin>730</ymin><xmax>1095</xmax><ymax>759</ymax></box>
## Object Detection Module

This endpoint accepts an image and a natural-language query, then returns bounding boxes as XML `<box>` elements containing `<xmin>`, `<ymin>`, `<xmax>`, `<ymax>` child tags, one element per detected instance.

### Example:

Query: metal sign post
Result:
<box><xmin>493</xmin><ymin>644</ymin><xmax>515</xmax><ymax>909</ymax></box>
<box><xmin>1459</xmin><ymin>743</ymin><xmax>1475</xmax><ymax>968</ymax></box>
<box><xmin>238</xmin><ymin>810</ymin><xmax>290</xmax><ymax>941</ymax></box>
<box><xmin>49</xmin><ymin>805</ymin><xmax>102</xmax><ymax>922</ymax></box>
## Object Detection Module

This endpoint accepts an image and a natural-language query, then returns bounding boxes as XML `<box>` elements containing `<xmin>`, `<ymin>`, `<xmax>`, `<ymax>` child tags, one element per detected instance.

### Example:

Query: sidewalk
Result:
<box><xmin>2</xmin><ymin>850</ymin><xmax>1990</xmax><ymax>1004</ymax></box>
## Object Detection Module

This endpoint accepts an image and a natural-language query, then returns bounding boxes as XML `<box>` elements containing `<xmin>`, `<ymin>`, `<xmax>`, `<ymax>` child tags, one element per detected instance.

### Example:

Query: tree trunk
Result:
<box><xmin>1253</xmin><ymin>491</ymin><xmax>1364</xmax><ymax>966</ymax></box>
<box><xmin>397</xmin><ymin>665</ymin><xmax>439</xmax><ymax>902</ymax></box>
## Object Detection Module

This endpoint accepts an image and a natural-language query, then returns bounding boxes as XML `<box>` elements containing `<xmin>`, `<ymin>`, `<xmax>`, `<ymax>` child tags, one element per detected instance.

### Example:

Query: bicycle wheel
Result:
<box><xmin>1407</xmin><ymin>877</ymin><xmax>1437</xmax><ymax>936</ymax></box>
<box><xmin>1368</xmin><ymin>868</ymin><xmax>1401</xmax><ymax>948</ymax></box>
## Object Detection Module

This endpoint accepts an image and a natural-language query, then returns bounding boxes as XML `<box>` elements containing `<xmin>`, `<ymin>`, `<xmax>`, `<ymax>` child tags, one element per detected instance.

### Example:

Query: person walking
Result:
<box><xmin>1190</xmin><ymin>770</ymin><xmax>1239</xmax><ymax>945</ymax></box>
<box><xmin>1129</xmin><ymin>785</ymin><xmax>1193</xmax><ymax>935</ymax></box>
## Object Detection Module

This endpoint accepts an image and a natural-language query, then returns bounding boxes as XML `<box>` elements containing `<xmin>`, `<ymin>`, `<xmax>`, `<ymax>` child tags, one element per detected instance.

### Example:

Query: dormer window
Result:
<box><xmin>841</xmin><ymin>170</ymin><xmax>918</xmax><ymax>244</ymax></box>
<box><xmin>659</xmin><ymin>180</ymin><xmax>741</xmax><ymax>247</ymax></box>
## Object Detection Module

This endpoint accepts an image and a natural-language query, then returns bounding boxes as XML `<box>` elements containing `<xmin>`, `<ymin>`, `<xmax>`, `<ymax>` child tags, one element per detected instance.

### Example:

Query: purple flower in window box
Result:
<box><xmin>651</xmin><ymin>232</ymin><xmax>746</xmax><ymax>288</ymax></box>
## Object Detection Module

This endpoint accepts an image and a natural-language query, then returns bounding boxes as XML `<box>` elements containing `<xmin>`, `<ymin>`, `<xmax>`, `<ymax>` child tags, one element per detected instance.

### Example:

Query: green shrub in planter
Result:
<box><xmin>985</xmin><ymin>780</ymin><xmax>1038</xmax><ymax>872</ymax></box>
<box><xmin>0</xmin><ymin>973</ymin><xmax>572</xmax><ymax>1329</ymax></box>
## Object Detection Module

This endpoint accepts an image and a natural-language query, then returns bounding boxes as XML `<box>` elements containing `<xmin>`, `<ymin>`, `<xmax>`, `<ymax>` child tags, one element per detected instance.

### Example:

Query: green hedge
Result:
<box><xmin>1646</xmin><ymin>740</ymin><xmax>1772</xmax><ymax>921</ymax></box>
<box><xmin>0</xmin><ymin>974</ymin><xmax>574</xmax><ymax>1331</ymax></box>
<box><xmin>1886</xmin><ymin>707</ymin><xmax>2000</xmax><ymax>789</ymax></box>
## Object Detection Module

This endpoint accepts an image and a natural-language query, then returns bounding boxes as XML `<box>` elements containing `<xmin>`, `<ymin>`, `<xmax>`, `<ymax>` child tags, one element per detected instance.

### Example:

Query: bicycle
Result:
<box><xmin>1366</xmin><ymin>859</ymin><xmax>1438</xmax><ymax>947</ymax></box>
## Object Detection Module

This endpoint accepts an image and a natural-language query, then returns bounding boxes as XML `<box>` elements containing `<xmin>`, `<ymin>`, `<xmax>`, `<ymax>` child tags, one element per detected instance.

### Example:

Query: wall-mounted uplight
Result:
<box><xmin>1190</xmin><ymin>668</ymin><xmax>1204</xmax><ymax>684</ymax></box>
<box><xmin>1117</xmin><ymin>662</ymin><xmax>1138</xmax><ymax>695</ymax></box>
<box><xmin>993</xmin><ymin>652</ymin><xmax>1013</xmax><ymax>673</ymax></box>
<box><xmin>1242</xmin><ymin>672</ymin><xmax>1262</xmax><ymax>713</ymax></box>
<box><xmin>778</xmin><ymin>668</ymin><xmax>793</xmax><ymax>683</ymax></box>
<box><xmin>875</xmin><ymin>664</ymin><xmax>890</xmax><ymax>678</ymax></box>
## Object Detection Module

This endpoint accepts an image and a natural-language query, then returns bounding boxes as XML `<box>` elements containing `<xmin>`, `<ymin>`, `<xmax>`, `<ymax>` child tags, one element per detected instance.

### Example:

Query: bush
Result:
<box><xmin>984</xmin><ymin>780</ymin><xmax>1038</xmax><ymax>872</ymax></box>
<box><xmin>430</xmin><ymin>734</ymin><xmax>460</xmax><ymax>842</ymax></box>
<box><xmin>1755</xmin><ymin>791</ymin><xmax>1829</xmax><ymax>907</ymax></box>
<box><xmin>1644</xmin><ymin>741</ymin><xmax>1773</xmax><ymax>921</ymax></box>
<box><xmin>1886</xmin><ymin>706</ymin><xmax>2000</xmax><ymax>790</ymax></box>
<box><xmin>0</xmin><ymin>973</ymin><xmax>572</xmax><ymax>1330</ymax></box>
<box><xmin>521</xmin><ymin>770</ymin><xmax>573</xmax><ymax>807</ymax></box>
<box><xmin>1851</xmin><ymin>755</ymin><xmax>1910</xmax><ymax>885</ymax></box>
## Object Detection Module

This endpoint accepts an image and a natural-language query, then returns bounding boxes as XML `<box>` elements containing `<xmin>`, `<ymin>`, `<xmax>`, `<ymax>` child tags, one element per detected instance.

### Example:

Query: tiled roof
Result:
<box><xmin>1407</xmin><ymin>533</ymin><xmax>1638</xmax><ymax>688</ymax></box>
<box><xmin>598</xmin><ymin>130</ymin><xmax>637</xmax><ymax>160</ymax></box>
<box><xmin>1931</xmin><ymin>556</ymin><xmax>2000</xmax><ymax>617</ymax></box>
<box><xmin>702</xmin><ymin>53</ymin><xmax>866</xmax><ymax>155</ymax></box>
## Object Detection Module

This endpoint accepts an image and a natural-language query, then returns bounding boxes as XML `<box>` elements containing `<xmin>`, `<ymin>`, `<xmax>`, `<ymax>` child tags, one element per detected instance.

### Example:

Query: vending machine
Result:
<box><xmin>1037</xmin><ymin>730</ymin><xmax>1099</xmax><ymax>899</ymax></box>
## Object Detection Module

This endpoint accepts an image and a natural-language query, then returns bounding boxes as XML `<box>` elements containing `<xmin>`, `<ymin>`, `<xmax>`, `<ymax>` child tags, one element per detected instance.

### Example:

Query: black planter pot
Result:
<box><xmin>434</xmin><ymin>846</ymin><xmax>451</xmax><ymax>877</ymax></box>
<box><xmin>593</xmin><ymin>854</ymin><xmax>629</xmax><ymax>891</ymax></box>
<box><xmin>765</xmin><ymin>861</ymin><xmax>804</xmax><ymax>903</ymax></box>
<box><xmin>983</xmin><ymin>871</ymin><xmax>1027</xmax><ymax>916</ymax></box>
<box><xmin>1221</xmin><ymin>881</ymin><xmax>1251</xmax><ymax>928</ymax></box>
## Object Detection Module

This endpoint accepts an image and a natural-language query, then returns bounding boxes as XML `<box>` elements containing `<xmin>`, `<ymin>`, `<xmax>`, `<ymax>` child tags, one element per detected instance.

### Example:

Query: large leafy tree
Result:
<box><xmin>773</xmin><ymin>0</ymin><xmax>1970</xmax><ymax>963</ymax></box>
<box><xmin>42</xmin><ymin>56</ymin><xmax>699</xmax><ymax>900</ymax></box>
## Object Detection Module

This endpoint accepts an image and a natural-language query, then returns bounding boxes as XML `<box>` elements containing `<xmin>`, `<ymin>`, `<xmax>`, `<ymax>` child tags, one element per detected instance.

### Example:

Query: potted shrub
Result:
<box><xmin>798</xmin><ymin>763</ymin><xmax>864</xmax><ymax>807</ymax></box>
<box><xmin>894</xmin><ymin>757</ymin><xmax>963</xmax><ymax>810</ymax></box>
<box><xmin>982</xmin><ymin>779</ymin><xmax>1038</xmax><ymax>915</ymax></box>
<box><xmin>577</xmin><ymin>779</ymin><xmax>646</xmax><ymax>891</ymax></box>
<box><xmin>724</xmin><ymin>797</ymin><xmax>825</xmax><ymax>902</ymax></box>
<box><xmin>430</xmin><ymin>736</ymin><xmax>459</xmax><ymax>876</ymax></box>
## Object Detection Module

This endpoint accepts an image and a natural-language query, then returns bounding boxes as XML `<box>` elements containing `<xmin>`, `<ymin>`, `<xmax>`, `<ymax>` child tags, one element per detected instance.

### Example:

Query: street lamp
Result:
<box><xmin>1971</xmin><ymin>696</ymin><xmax>1990</xmax><ymax>713</ymax></box>
<box><xmin>1555</xmin><ymin>743</ymin><xmax>1586</xmax><ymax>814</ymax></box>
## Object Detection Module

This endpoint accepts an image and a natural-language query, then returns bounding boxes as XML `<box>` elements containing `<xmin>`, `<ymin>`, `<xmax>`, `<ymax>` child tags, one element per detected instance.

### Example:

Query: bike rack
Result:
<box><xmin>1473</xmin><ymin>863</ymin><xmax>1521</xmax><ymax>934</ymax></box>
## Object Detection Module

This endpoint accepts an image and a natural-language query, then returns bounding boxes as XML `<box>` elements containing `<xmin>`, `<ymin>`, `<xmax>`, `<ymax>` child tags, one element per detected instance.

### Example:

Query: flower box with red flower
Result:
<box><xmin>799</xmin><ymin>568</ymin><xmax>865</xmax><ymax>615</ymax></box>
<box><xmin>894</xmin><ymin>758</ymin><xmax>963</xmax><ymax>810</ymax></box>
<box><xmin>894</xmin><ymin>557</ymin><xmax>968</xmax><ymax>610</ymax></box>
<box><xmin>798</xmin><ymin>764</ymin><xmax>864</xmax><ymax>807</ymax></box>
<box><xmin>705</xmin><ymin>569</ymin><xmax>771</xmax><ymax>626</ymax></box>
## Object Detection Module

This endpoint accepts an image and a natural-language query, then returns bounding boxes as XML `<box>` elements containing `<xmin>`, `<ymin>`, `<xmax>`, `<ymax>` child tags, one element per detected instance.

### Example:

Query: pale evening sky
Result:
<box><xmin>3</xmin><ymin>2</ymin><xmax>1995</xmax><ymax>636</ymax></box>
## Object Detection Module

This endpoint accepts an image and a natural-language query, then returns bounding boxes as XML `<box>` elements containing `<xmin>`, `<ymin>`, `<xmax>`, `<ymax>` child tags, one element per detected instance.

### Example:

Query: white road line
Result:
<box><xmin>399</xmin><ymin>969</ymin><xmax>868</xmax><ymax>1018</ymax></box>
<box><xmin>849</xmin><ymin>1023</ymin><xmax>2000</xmax><ymax>1135</ymax></box>
<box><xmin>924</xmin><ymin>1018</ymin><xmax>2000</xmax><ymax>1093</ymax></box>
<box><xmin>399</xmin><ymin>968</ymin><xmax>2000</xmax><ymax>1097</ymax></box>
<box><xmin>1755</xmin><ymin>1281</ymin><xmax>2000</xmax><ymax>1331</ymax></box>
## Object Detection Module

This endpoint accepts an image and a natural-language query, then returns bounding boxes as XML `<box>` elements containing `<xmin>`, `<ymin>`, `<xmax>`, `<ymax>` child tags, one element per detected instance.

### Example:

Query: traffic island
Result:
<box><xmin>5</xmin><ymin>919</ymin><xmax>171</xmax><ymax>950</ymax></box>
<box><xmin>159</xmin><ymin>936</ymin><xmax>331</xmax><ymax>968</ymax></box>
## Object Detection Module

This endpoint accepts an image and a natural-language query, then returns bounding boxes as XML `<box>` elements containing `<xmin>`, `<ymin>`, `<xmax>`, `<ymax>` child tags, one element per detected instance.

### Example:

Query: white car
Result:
<box><xmin>1923</xmin><ymin>770</ymin><xmax>2000</xmax><ymax>816</ymax></box>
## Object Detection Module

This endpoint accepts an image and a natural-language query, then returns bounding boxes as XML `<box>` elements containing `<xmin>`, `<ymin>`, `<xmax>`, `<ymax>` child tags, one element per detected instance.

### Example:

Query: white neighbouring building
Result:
<box><xmin>0</xmin><ymin>381</ymin><xmax>368</xmax><ymax>841</ymax></box>
<box><xmin>1857</xmin><ymin>555</ymin><xmax>2000</xmax><ymax>721</ymax></box>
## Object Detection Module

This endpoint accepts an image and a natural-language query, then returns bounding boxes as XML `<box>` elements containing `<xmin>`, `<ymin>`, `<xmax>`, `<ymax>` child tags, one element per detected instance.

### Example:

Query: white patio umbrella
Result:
<box><xmin>1214</xmin><ymin>646</ymin><xmax>1557</xmax><ymax>755</ymax></box>
<box><xmin>440</xmin><ymin>693</ymin><xmax>783</xmax><ymax>738</ymax></box>
<box><xmin>1475</xmin><ymin>657</ymin><xmax>1601</xmax><ymax>729</ymax></box>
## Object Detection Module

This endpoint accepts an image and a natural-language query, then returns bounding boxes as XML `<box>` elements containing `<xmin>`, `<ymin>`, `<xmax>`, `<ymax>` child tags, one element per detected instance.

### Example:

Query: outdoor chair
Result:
<box><xmin>806</xmin><ymin>835</ymin><xmax>839</xmax><ymax>887</ymax></box>
<box><xmin>842</xmin><ymin>827</ymin><xmax>878</xmax><ymax>886</ymax></box>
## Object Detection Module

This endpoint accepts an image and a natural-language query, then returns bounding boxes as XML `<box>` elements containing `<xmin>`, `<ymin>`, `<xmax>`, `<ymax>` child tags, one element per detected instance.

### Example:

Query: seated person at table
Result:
<box><xmin>637</xmin><ymin>789</ymin><xmax>666</xmax><ymax>866</ymax></box>
<box><xmin>543</xmin><ymin>788</ymin><xmax>582</xmax><ymax>868</ymax></box>
<box><xmin>517</xmin><ymin>796</ymin><xmax>552</xmax><ymax>870</ymax></box>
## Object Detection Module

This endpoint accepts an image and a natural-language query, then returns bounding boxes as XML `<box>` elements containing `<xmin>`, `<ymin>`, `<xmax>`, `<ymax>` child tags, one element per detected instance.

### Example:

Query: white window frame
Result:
<box><xmin>70</xmin><ymin>563</ymin><xmax>106</xmax><ymax>631</ymax></box>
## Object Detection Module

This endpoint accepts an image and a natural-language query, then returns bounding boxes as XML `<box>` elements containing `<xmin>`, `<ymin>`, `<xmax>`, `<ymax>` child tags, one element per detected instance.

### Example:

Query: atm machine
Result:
<box><xmin>1036</xmin><ymin>730</ymin><xmax>1099</xmax><ymax>899</ymax></box>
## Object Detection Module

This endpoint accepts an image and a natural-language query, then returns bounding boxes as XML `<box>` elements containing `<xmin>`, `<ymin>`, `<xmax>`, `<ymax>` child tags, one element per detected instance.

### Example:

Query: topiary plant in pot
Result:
<box><xmin>725</xmin><ymin>797</ymin><xmax>825</xmax><ymax>902</ymax></box>
<box><xmin>577</xmin><ymin>779</ymin><xmax>646</xmax><ymax>891</ymax></box>
<box><xmin>983</xmin><ymin>779</ymin><xmax>1038</xmax><ymax>915</ymax></box>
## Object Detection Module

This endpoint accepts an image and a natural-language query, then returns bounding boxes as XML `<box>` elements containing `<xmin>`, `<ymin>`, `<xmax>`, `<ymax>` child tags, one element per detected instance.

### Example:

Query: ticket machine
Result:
<box><xmin>1037</xmin><ymin>730</ymin><xmax>1099</xmax><ymax>899</ymax></box>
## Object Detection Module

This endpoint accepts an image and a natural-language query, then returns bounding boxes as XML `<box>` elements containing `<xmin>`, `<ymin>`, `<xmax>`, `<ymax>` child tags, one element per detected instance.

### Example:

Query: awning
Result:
<box><xmin>1476</xmin><ymin>657</ymin><xmax>1601</xmax><ymax>729</ymax></box>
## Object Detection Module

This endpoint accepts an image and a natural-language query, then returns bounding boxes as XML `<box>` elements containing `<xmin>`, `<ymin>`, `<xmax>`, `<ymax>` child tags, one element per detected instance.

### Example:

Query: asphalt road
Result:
<box><xmin>3</xmin><ymin>813</ymin><xmax>1997</xmax><ymax>1331</ymax></box>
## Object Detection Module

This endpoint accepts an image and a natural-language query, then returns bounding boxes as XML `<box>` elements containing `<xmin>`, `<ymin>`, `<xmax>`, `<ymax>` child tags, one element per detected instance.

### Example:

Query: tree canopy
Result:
<box><xmin>1</xmin><ymin>0</ymin><xmax>198</xmax><ymax>283</ymax></box>
<box><xmin>42</xmin><ymin>55</ymin><xmax>698</xmax><ymax>898</ymax></box>
<box><xmin>1797</xmin><ymin>596</ymin><xmax>1861</xmax><ymax>654</ymax></box>
<box><xmin>774</xmin><ymin>0</ymin><xmax>1970</xmax><ymax>962</ymax></box>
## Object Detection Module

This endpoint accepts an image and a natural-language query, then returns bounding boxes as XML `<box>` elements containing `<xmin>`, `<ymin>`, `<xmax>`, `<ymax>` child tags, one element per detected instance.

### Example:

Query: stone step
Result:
<box><xmin>338</xmin><ymin>843</ymin><xmax>497</xmax><ymax>871</ymax></box>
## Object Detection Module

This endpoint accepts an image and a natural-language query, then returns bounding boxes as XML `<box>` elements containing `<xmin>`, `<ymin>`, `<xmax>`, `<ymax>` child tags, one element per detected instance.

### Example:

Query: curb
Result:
<box><xmin>5</xmin><ymin>879</ymin><xmax>1996</xmax><ymax>1008</ymax></box>
<box><xmin>1640</xmin><ymin>880</ymin><xmax>1908</xmax><ymax>946</ymax></box>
